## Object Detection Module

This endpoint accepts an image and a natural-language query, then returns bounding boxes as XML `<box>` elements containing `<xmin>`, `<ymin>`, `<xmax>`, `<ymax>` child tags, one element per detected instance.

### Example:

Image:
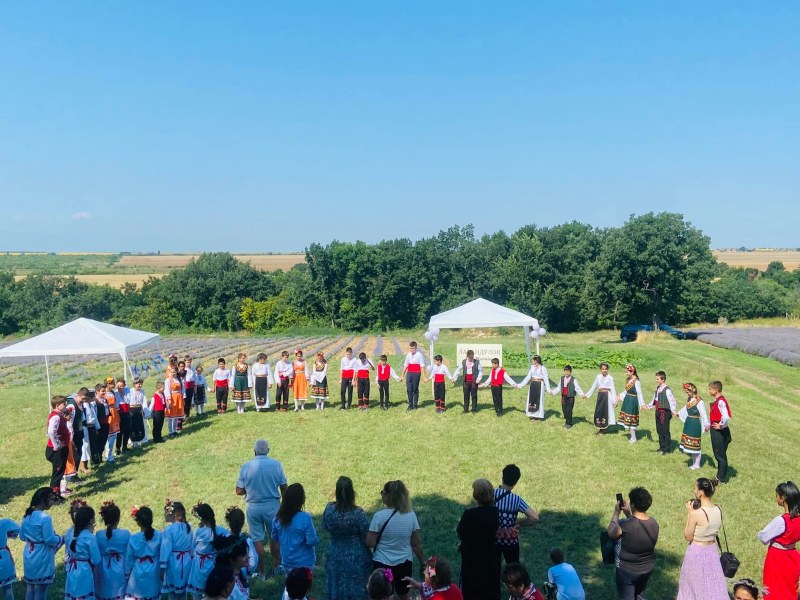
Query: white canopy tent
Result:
<box><xmin>0</xmin><ymin>318</ymin><xmax>160</xmax><ymax>406</ymax></box>
<box><xmin>426</xmin><ymin>298</ymin><xmax>543</xmax><ymax>365</ymax></box>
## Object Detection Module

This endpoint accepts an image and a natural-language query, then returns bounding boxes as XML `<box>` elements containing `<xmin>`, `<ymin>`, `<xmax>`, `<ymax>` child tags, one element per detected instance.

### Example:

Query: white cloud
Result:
<box><xmin>72</xmin><ymin>211</ymin><xmax>92</xmax><ymax>220</ymax></box>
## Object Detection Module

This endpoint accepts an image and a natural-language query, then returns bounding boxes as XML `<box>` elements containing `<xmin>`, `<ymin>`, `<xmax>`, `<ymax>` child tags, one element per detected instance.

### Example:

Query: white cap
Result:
<box><xmin>254</xmin><ymin>439</ymin><xmax>269</xmax><ymax>455</ymax></box>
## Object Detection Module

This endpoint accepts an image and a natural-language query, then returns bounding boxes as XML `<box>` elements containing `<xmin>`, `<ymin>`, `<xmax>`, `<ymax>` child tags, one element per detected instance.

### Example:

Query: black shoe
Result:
<box><xmin>462</xmin><ymin>409</ymin><xmax>469</xmax><ymax>414</ymax></box>
<box><xmin>564</xmin><ymin>424</ymin><xmax>572</xmax><ymax>429</ymax></box>
<box><xmin>406</xmin><ymin>406</ymin><xmax>413</xmax><ymax>412</ymax></box>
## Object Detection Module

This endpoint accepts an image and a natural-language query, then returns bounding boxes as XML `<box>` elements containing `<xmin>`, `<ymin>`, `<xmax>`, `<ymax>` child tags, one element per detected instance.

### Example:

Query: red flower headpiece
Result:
<box><xmin>101</xmin><ymin>500</ymin><xmax>116</xmax><ymax>510</ymax></box>
<box><xmin>164</xmin><ymin>498</ymin><xmax>175</xmax><ymax>515</ymax></box>
<box><xmin>69</xmin><ymin>498</ymin><xmax>88</xmax><ymax>515</ymax></box>
<box><xmin>130</xmin><ymin>505</ymin><xmax>141</xmax><ymax>519</ymax></box>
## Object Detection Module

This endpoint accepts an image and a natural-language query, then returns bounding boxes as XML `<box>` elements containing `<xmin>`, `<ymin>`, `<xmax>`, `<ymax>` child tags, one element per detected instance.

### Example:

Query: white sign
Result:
<box><xmin>456</xmin><ymin>344</ymin><xmax>503</xmax><ymax>367</ymax></box>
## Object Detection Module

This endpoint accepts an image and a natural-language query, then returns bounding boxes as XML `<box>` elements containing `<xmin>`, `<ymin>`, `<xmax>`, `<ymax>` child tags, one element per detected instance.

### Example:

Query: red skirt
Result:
<box><xmin>764</xmin><ymin>545</ymin><xmax>800</xmax><ymax>599</ymax></box>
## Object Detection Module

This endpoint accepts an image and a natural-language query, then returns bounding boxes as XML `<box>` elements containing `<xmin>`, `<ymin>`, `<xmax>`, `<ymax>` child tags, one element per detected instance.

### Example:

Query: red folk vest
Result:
<box><xmin>490</xmin><ymin>368</ymin><xmax>506</xmax><ymax>386</ymax></box>
<box><xmin>710</xmin><ymin>395</ymin><xmax>731</xmax><ymax>424</ymax></box>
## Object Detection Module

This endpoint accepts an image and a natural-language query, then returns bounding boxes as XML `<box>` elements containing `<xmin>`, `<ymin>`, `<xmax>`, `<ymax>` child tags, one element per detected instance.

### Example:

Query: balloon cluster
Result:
<box><xmin>424</xmin><ymin>328</ymin><xmax>440</xmax><ymax>342</ymax></box>
<box><xmin>529</xmin><ymin>325</ymin><xmax>547</xmax><ymax>339</ymax></box>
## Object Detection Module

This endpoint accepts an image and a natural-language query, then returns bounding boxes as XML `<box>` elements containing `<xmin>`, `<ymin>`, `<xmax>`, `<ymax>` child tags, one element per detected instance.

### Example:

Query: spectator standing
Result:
<box><xmin>494</xmin><ymin>465</ymin><xmax>539</xmax><ymax>572</ymax></box>
<box><xmin>457</xmin><ymin>478</ymin><xmax>499</xmax><ymax>600</ymax></box>
<box><xmin>708</xmin><ymin>381</ymin><xmax>733</xmax><ymax>485</ymax></box>
<box><xmin>607</xmin><ymin>487</ymin><xmax>659</xmax><ymax>600</ymax></box>
<box><xmin>758</xmin><ymin>481</ymin><xmax>800</xmax><ymax>600</ymax></box>
<box><xmin>235</xmin><ymin>439</ymin><xmax>287</xmax><ymax>578</ymax></box>
<box><xmin>270</xmin><ymin>484</ymin><xmax>319</xmax><ymax>574</ymax></box>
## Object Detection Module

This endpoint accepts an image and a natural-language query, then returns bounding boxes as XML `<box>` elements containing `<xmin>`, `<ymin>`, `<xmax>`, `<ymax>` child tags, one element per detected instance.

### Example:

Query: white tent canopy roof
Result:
<box><xmin>0</xmin><ymin>318</ymin><xmax>160</xmax><ymax>358</ymax></box>
<box><xmin>429</xmin><ymin>298</ymin><xmax>539</xmax><ymax>330</ymax></box>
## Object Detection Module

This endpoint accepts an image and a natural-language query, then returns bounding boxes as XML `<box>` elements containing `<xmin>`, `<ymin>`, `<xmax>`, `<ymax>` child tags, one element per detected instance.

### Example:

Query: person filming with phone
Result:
<box><xmin>607</xmin><ymin>487</ymin><xmax>659</xmax><ymax>600</ymax></box>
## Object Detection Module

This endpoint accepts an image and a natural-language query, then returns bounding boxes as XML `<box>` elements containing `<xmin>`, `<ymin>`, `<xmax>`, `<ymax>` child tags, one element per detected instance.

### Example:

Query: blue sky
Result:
<box><xmin>1</xmin><ymin>2</ymin><xmax>798</xmax><ymax>252</ymax></box>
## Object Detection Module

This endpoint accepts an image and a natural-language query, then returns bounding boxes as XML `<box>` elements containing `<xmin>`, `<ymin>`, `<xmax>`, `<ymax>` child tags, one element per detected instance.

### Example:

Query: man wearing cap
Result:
<box><xmin>235</xmin><ymin>439</ymin><xmax>287</xmax><ymax>578</ymax></box>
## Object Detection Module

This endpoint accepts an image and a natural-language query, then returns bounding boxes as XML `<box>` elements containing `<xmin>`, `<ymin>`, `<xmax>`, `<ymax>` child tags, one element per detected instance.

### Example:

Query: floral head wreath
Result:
<box><xmin>426</xmin><ymin>556</ymin><xmax>438</xmax><ymax>576</ymax></box>
<box><xmin>101</xmin><ymin>500</ymin><xmax>116</xmax><ymax>511</ymax></box>
<box><xmin>295</xmin><ymin>348</ymin><xmax>303</xmax><ymax>355</ymax></box>
<box><xmin>130</xmin><ymin>505</ymin><xmax>141</xmax><ymax>519</ymax></box>
<box><xmin>191</xmin><ymin>503</ymin><xmax>204</xmax><ymax>519</ymax></box>
<box><xmin>164</xmin><ymin>498</ymin><xmax>175</xmax><ymax>516</ymax></box>
<box><xmin>682</xmin><ymin>382</ymin><xmax>698</xmax><ymax>396</ymax></box>
<box><xmin>69</xmin><ymin>498</ymin><xmax>88</xmax><ymax>515</ymax></box>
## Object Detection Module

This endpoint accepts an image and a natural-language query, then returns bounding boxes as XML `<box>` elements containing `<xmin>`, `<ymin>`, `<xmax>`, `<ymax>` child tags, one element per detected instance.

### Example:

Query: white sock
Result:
<box><xmin>693</xmin><ymin>454</ymin><xmax>701</xmax><ymax>468</ymax></box>
<box><xmin>630</xmin><ymin>428</ymin><xmax>637</xmax><ymax>441</ymax></box>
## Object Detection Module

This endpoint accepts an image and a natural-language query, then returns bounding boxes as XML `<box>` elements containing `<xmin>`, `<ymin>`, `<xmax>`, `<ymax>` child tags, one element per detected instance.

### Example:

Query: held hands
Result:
<box><xmin>712</xmin><ymin>423</ymin><xmax>722</xmax><ymax>430</ymax></box>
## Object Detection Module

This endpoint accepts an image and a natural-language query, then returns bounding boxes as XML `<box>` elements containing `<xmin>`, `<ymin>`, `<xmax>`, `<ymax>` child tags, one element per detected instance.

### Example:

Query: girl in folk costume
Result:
<box><xmin>64</xmin><ymin>503</ymin><xmax>101</xmax><ymax>600</ymax></box>
<box><xmin>19</xmin><ymin>488</ymin><xmax>62</xmax><ymax>600</ymax></box>
<box><xmin>480</xmin><ymin>358</ymin><xmax>519</xmax><ymax>416</ymax></box>
<box><xmin>183</xmin><ymin>355</ymin><xmax>196</xmax><ymax>421</ymax></box>
<box><xmin>212</xmin><ymin>537</ymin><xmax>250</xmax><ymax>600</ymax></box>
<box><xmin>187</xmin><ymin>504</ymin><xmax>229</xmax><ymax>600</ymax></box>
<box><xmin>678</xmin><ymin>383</ymin><xmax>710</xmax><ymax>470</ymax></box>
<box><xmin>161</xmin><ymin>501</ymin><xmax>193</xmax><ymax>600</ymax></box>
<box><xmin>424</xmin><ymin>355</ymin><xmax>455</xmax><ymax>414</ymax></box>
<box><xmin>402</xmin><ymin>556</ymin><xmax>463</xmax><ymax>600</ymax></box>
<box><xmin>274</xmin><ymin>352</ymin><xmax>293</xmax><ymax>412</ymax></box>
<box><xmin>104</xmin><ymin>380</ymin><xmax>122</xmax><ymax>461</ymax></box>
<box><xmin>292</xmin><ymin>350</ymin><xmax>310</xmax><ymax>412</ymax></box>
<box><xmin>125</xmin><ymin>506</ymin><xmax>163</xmax><ymax>600</ymax></box>
<box><xmin>309</xmin><ymin>353</ymin><xmax>329</xmax><ymax>410</ymax></box>
<box><xmin>251</xmin><ymin>354</ymin><xmax>273</xmax><ymax>412</ymax></box>
<box><xmin>584</xmin><ymin>362</ymin><xmax>618</xmax><ymax>433</ymax></box>
<box><xmin>0</xmin><ymin>516</ymin><xmax>20</xmax><ymax>600</ymax></box>
<box><xmin>518</xmin><ymin>355</ymin><xmax>550</xmax><ymax>421</ymax></box>
<box><xmin>96</xmin><ymin>501</ymin><xmax>131</xmax><ymax>600</ymax></box>
<box><xmin>758</xmin><ymin>481</ymin><xmax>800</xmax><ymax>600</ymax></box>
<box><xmin>176</xmin><ymin>361</ymin><xmax>188</xmax><ymax>430</ymax></box>
<box><xmin>376</xmin><ymin>355</ymin><xmax>401</xmax><ymax>411</ymax></box>
<box><xmin>193</xmin><ymin>366</ymin><xmax>208</xmax><ymax>416</ymax></box>
<box><xmin>617</xmin><ymin>364</ymin><xmax>645</xmax><ymax>443</ymax></box>
<box><xmin>165</xmin><ymin>365</ymin><xmax>185</xmax><ymax>438</ymax></box>
<box><xmin>353</xmin><ymin>352</ymin><xmax>375</xmax><ymax>411</ymax></box>
<box><xmin>232</xmin><ymin>353</ymin><xmax>252</xmax><ymax>415</ymax></box>
<box><xmin>212</xmin><ymin>359</ymin><xmax>231</xmax><ymax>414</ymax></box>
<box><xmin>224</xmin><ymin>508</ymin><xmax>257</xmax><ymax>578</ymax></box>
<box><xmin>127</xmin><ymin>378</ymin><xmax>148</xmax><ymax>446</ymax></box>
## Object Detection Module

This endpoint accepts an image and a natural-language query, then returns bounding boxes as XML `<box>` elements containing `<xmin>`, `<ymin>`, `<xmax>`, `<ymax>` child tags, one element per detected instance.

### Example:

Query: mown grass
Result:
<box><xmin>1</xmin><ymin>330</ymin><xmax>798</xmax><ymax>599</ymax></box>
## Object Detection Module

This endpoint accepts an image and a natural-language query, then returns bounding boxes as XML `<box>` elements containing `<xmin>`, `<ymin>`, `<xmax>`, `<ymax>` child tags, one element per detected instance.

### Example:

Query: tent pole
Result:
<box><xmin>123</xmin><ymin>352</ymin><xmax>130</xmax><ymax>382</ymax></box>
<box><xmin>536</xmin><ymin>336</ymin><xmax>540</xmax><ymax>355</ymax></box>
<box><xmin>524</xmin><ymin>329</ymin><xmax>531</xmax><ymax>364</ymax></box>
<box><xmin>45</xmin><ymin>355</ymin><xmax>51</xmax><ymax>410</ymax></box>
<box><xmin>429</xmin><ymin>339</ymin><xmax>435</xmax><ymax>400</ymax></box>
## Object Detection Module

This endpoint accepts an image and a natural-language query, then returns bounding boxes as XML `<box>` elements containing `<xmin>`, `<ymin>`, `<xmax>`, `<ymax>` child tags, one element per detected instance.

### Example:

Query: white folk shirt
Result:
<box><xmin>646</xmin><ymin>384</ymin><xmax>677</xmax><ymax>411</ymax></box>
<box><xmin>212</xmin><ymin>368</ymin><xmax>231</xmax><ymax>387</ymax></box>
<box><xmin>586</xmin><ymin>373</ymin><xmax>617</xmax><ymax>399</ymax></box>
<box><xmin>126</xmin><ymin>389</ymin><xmax>147</xmax><ymax>408</ymax></box>
<box><xmin>550</xmin><ymin>375</ymin><xmax>585</xmax><ymax>396</ymax></box>
<box><xmin>518</xmin><ymin>364</ymin><xmax>551</xmax><ymax>391</ymax></box>
<box><xmin>375</xmin><ymin>364</ymin><xmax>401</xmax><ymax>383</ymax></box>
<box><xmin>453</xmin><ymin>359</ymin><xmax>483</xmax><ymax>384</ymax></box>
<box><xmin>252</xmin><ymin>362</ymin><xmax>274</xmax><ymax>383</ymax></box>
<box><xmin>403</xmin><ymin>351</ymin><xmax>426</xmax><ymax>373</ymax></box>
<box><xmin>309</xmin><ymin>361</ymin><xmax>328</xmax><ymax>384</ymax></box>
<box><xmin>274</xmin><ymin>360</ymin><xmax>293</xmax><ymax>381</ymax></box>
<box><xmin>428</xmin><ymin>364</ymin><xmax>454</xmax><ymax>382</ymax></box>
<box><xmin>184</xmin><ymin>365</ymin><xmax>196</xmax><ymax>384</ymax></box>
<box><xmin>340</xmin><ymin>356</ymin><xmax>357</xmax><ymax>374</ymax></box>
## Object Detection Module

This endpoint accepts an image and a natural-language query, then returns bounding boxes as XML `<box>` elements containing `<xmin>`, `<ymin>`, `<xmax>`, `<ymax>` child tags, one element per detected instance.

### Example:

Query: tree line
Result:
<box><xmin>1</xmin><ymin>213</ymin><xmax>797</xmax><ymax>337</ymax></box>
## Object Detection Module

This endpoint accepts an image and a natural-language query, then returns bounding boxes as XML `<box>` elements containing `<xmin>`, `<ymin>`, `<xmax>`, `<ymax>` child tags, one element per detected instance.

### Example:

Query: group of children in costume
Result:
<box><xmin>1</xmin><ymin>491</ymin><xmax>270</xmax><ymax>600</ymax></box>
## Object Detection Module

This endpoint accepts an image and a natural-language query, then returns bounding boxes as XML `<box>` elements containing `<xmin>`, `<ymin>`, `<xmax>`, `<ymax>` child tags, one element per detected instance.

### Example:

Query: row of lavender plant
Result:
<box><xmin>692</xmin><ymin>327</ymin><xmax>800</xmax><ymax>367</ymax></box>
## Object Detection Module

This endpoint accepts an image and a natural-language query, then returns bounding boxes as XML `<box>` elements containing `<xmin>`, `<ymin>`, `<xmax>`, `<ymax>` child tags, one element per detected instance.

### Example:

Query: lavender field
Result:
<box><xmin>690</xmin><ymin>327</ymin><xmax>800</xmax><ymax>367</ymax></box>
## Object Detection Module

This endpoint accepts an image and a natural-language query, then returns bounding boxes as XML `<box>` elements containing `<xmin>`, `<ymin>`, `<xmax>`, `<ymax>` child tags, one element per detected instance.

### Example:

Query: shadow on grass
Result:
<box><xmin>0</xmin><ymin>476</ymin><xmax>45</xmax><ymax>504</ymax></box>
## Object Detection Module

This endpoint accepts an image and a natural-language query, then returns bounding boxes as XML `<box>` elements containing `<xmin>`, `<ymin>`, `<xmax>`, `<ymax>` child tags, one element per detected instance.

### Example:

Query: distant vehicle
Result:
<box><xmin>620</xmin><ymin>323</ymin><xmax>687</xmax><ymax>342</ymax></box>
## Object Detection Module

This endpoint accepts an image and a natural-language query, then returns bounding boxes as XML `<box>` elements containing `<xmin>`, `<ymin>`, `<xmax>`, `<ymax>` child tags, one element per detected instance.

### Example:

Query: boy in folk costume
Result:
<box><xmin>274</xmin><ymin>351</ymin><xmax>293</xmax><ymax>412</ymax></box>
<box><xmin>193</xmin><ymin>366</ymin><xmax>207</xmax><ymax>415</ymax></box>
<box><xmin>375</xmin><ymin>354</ymin><xmax>401</xmax><ymax>410</ymax></box>
<box><xmin>292</xmin><ymin>349</ymin><xmax>310</xmax><ymax>411</ymax></box>
<box><xmin>309</xmin><ymin>352</ymin><xmax>329</xmax><ymax>410</ymax></box>
<box><xmin>232</xmin><ymin>353</ymin><xmax>252</xmax><ymax>415</ymax></box>
<box><xmin>176</xmin><ymin>362</ymin><xmax>187</xmax><ymax>431</ymax></box>
<box><xmin>339</xmin><ymin>347</ymin><xmax>356</xmax><ymax>410</ymax></box>
<box><xmin>252</xmin><ymin>353</ymin><xmax>274</xmax><ymax>412</ymax></box>
<box><xmin>401</xmin><ymin>341</ymin><xmax>426</xmax><ymax>411</ymax></box>
<box><xmin>678</xmin><ymin>382</ymin><xmax>710</xmax><ymax>470</ymax></box>
<box><xmin>114</xmin><ymin>379</ymin><xmax>131</xmax><ymax>455</ymax></box>
<box><xmin>583</xmin><ymin>362</ymin><xmax>617</xmax><ymax>434</ymax></box>
<box><xmin>519</xmin><ymin>355</ymin><xmax>550</xmax><ymax>421</ymax></box>
<box><xmin>548</xmin><ymin>365</ymin><xmax>584</xmax><ymax>429</ymax></box>
<box><xmin>148</xmin><ymin>381</ymin><xmax>167</xmax><ymax>443</ymax></box>
<box><xmin>617</xmin><ymin>364</ymin><xmax>645</xmax><ymax>444</ymax></box>
<box><xmin>424</xmin><ymin>354</ymin><xmax>455</xmax><ymax>413</ymax></box>
<box><xmin>212</xmin><ymin>358</ymin><xmax>231</xmax><ymax>414</ymax></box>
<box><xmin>353</xmin><ymin>352</ymin><xmax>375</xmax><ymax>410</ymax></box>
<box><xmin>481</xmin><ymin>358</ymin><xmax>519</xmax><ymax>416</ymax></box>
<box><xmin>645</xmin><ymin>371</ymin><xmax>678</xmax><ymax>454</ymax></box>
<box><xmin>708</xmin><ymin>381</ymin><xmax>733</xmax><ymax>485</ymax></box>
<box><xmin>183</xmin><ymin>355</ymin><xmax>196</xmax><ymax>421</ymax></box>
<box><xmin>452</xmin><ymin>349</ymin><xmax>483</xmax><ymax>413</ymax></box>
<box><xmin>46</xmin><ymin>396</ymin><xmax>71</xmax><ymax>496</ymax></box>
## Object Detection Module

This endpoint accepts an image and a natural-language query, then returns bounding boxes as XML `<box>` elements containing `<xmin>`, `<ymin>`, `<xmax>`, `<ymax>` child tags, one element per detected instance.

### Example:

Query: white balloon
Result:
<box><xmin>431</xmin><ymin>335</ymin><xmax>439</xmax><ymax>343</ymax></box>
<box><xmin>538</xmin><ymin>327</ymin><xmax>547</xmax><ymax>337</ymax></box>
<box><xmin>423</xmin><ymin>330</ymin><xmax>433</xmax><ymax>340</ymax></box>
<box><xmin>431</xmin><ymin>328</ymin><xmax>440</xmax><ymax>337</ymax></box>
<box><xmin>529</xmin><ymin>329</ymin><xmax>539</xmax><ymax>339</ymax></box>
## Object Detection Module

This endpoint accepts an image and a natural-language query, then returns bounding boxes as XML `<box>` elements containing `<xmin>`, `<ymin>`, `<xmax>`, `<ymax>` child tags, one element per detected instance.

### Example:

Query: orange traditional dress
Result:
<box><xmin>165</xmin><ymin>375</ymin><xmax>184</xmax><ymax>419</ymax></box>
<box><xmin>293</xmin><ymin>360</ymin><xmax>309</xmax><ymax>401</ymax></box>
<box><xmin>106</xmin><ymin>392</ymin><xmax>121</xmax><ymax>435</ymax></box>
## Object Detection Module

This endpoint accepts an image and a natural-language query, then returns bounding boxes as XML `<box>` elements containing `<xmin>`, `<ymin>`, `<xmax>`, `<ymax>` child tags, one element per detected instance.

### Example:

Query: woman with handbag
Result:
<box><xmin>607</xmin><ymin>487</ymin><xmax>659</xmax><ymax>600</ymax></box>
<box><xmin>366</xmin><ymin>480</ymin><xmax>424</xmax><ymax>600</ymax></box>
<box><xmin>758</xmin><ymin>481</ymin><xmax>800</xmax><ymax>600</ymax></box>
<box><xmin>676</xmin><ymin>477</ymin><xmax>729</xmax><ymax>599</ymax></box>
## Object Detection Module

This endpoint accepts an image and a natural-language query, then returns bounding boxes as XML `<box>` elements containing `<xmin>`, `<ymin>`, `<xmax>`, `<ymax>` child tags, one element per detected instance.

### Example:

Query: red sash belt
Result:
<box><xmin>357</xmin><ymin>370</ymin><xmax>370</xmax><ymax>378</ymax></box>
<box><xmin>198</xmin><ymin>553</ymin><xmax>214</xmax><ymax>568</ymax></box>
<box><xmin>173</xmin><ymin>550</ymin><xmax>190</xmax><ymax>577</ymax></box>
<box><xmin>341</xmin><ymin>369</ymin><xmax>354</xmax><ymax>378</ymax></box>
<box><xmin>119</xmin><ymin>404</ymin><xmax>130</xmax><ymax>413</ymax></box>
<box><xmin>106</xmin><ymin>551</ymin><xmax>123</xmax><ymax>568</ymax></box>
<box><xmin>137</xmin><ymin>556</ymin><xmax>154</xmax><ymax>564</ymax></box>
<box><xmin>185</xmin><ymin>382</ymin><xmax>195</xmax><ymax>389</ymax></box>
<box><xmin>465</xmin><ymin>374</ymin><xmax>474</xmax><ymax>381</ymax></box>
<box><xmin>215</xmin><ymin>381</ymin><xmax>228</xmax><ymax>388</ymax></box>
<box><xmin>67</xmin><ymin>556</ymin><xmax>90</xmax><ymax>571</ymax></box>
<box><xmin>407</xmin><ymin>364</ymin><xmax>421</xmax><ymax>373</ymax></box>
<box><xmin>434</xmin><ymin>374</ymin><xmax>445</xmax><ymax>383</ymax></box>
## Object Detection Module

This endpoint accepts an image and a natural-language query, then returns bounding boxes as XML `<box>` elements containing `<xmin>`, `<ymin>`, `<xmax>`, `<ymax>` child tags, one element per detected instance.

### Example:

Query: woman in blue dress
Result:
<box><xmin>95</xmin><ymin>502</ymin><xmax>131</xmax><ymax>600</ymax></box>
<box><xmin>125</xmin><ymin>507</ymin><xmax>162</xmax><ymax>600</ymax></box>
<box><xmin>19</xmin><ymin>488</ymin><xmax>62</xmax><ymax>600</ymax></box>
<box><xmin>64</xmin><ymin>505</ymin><xmax>101</xmax><ymax>600</ymax></box>
<box><xmin>322</xmin><ymin>477</ymin><xmax>371</xmax><ymax>600</ymax></box>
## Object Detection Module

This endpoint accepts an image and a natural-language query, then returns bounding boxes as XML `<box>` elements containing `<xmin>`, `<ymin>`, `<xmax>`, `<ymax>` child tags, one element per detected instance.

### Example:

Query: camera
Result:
<box><xmin>542</xmin><ymin>582</ymin><xmax>557</xmax><ymax>600</ymax></box>
<box><xmin>690</xmin><ymin>498</ymin><xmax>700</xmax><ymax>510</ymax></box>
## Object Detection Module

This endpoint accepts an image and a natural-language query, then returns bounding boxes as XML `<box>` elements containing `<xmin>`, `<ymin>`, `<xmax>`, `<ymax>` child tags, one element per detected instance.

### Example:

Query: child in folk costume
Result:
<box><xmin>148</xmin><ymin>382</ymin><xmax>167</xmax><ymax>444</ymax></box>
<box><xmin>187</xmin><ymin>504</ymin><xmax>229</xmax><ymax>600</ymax></box>
<box><xmin>283</xmin><ymin>567</ymin><xmax>314</xmax><ymax>600</ymax></box>
<box><xmin>64</xmin><ymin>503</ymin><xmax>101</xmax><ymax>600</ymax></box>
<box><xmin>339</xmin><ymin>347</ymin><xmax>356</xmax><ymax>410</ymax></box>
<box><xmin>127</xmin><ymin>378</ymin><xmax>148</xmax><ymax>446</ymax></box>
<box><xmin>424</xmin><ymin>355</ymin><xmax>455</xmax><ymax>413</ymax></box>
<box><xmin>212</xmin><ymin>359</ymin><xmax>231</xmax><ymax>414</ymax></box>
<box><xmin>309</xmin><ymin>353</ymin><xmax>329</xmax><ymax>410</ymax></box>
<box><xmin>274</xmin><ymin>352</ymin><xmax>293</xmax><ymax>413</ymax></box>
<box><xmin>402</xmin><ymin>555</ymin><xmax>463</xmax><ymax>600</ymax></box>
<box><xmin>62</xmin><ymin>403</ymin><xmax>79</xmax><ymax>494</ymax></box>
<box><xmin>193</xmin><ymin>366</ymin><xmax>208</xmax><ymax>416</ymax></box>
<box><xmin>646</xmin><ymin>371</ymin><xmax>678</xmax><ymax>454</ymax></box>
<box><xmin>292</xmin><ymin>350</ymin><xmax>310</xmax><ymax>412</ymax></box>
<box><xmin>165</xmin><ymin>365</ymin><xmax>185</xmax><ymax>437</ymax></box>
<box><xmin>183</xmin><ymin>355</ymin><xmax>196</xmax><ymax>421</ymax></box>
<box><xmin>125</xmin><ymin>506</ymin><xmax>163</xmax><ymax>600</ymax></box>
<box><xmin>617</xmin><ymin>364</ymin><xmax>645</xmax><ymax>443</ymax></box>
<box><xmin>96</xmin><ymin>501</ymin><xmax>131</xmax><ymax>600</ymax></box>
<box><xmin>583</xmin><ymin>362</ymin><xmax>618</xmax><ymax>434</ymax></box>
<box><xmin>224</xmin><ymin>507</ymin><xmax>258</xmax><ymax>578</ymax></box>
<box><xmin>549</xmin><ymin>365</ymin><xmax>584</xmax><ymax>429</ymax></box>
<box><xmin>708</xmin><ymin>381</ymin><xmax>733</xmax><ymax>485</ymax></box>
<box><xmin>353</xmin><ymin>352</ymin><xmax>375</xmax><ymax>410</ymax></box>
<box><xmin>104</xmin><ymin>380</ymin><xmax>122</xmax><ymax>460</ymax></box>
<box><xmin>20</xmin><ymin>488</ymin><xmax>62</xmax><ymax>600</ymax></box>
<box><xmin>518</xmin><ymin>356</ymin><xmax>550</xmax><ymax>421</ymax></box>
<box><xmin>251</xmin><ymin>354</ymin><xmax>273</xmax><ymax>412</ymax></box>
<box><xmin>232</xmin><ymin>353</ymin><xmax>252</xmax><ymax>415</ymax></box>
<box><xmin>481</xmin><ymin>358</ymin><xmax>519</xmax><ymax>416</ymax></box>
<box><xmin>452</xmin><ymin>350</ymin><xmax>483</xmax><ymax>414</ymax></box>
<box><xmin>45</xmin><ymin>396</ymin><xmax>71</xmax><ymax>496</ymax></box>
<box><xmin>375</xmin><ymin>355</ymin><xmax>401</xmax><ymax>411</ymax></box>
<box><xmin>161</xmin><ymin>501</ymin><xmax>193</xmax><ymax>600</ymax></box>
<box><xmin>0</xmin><ymin>516</ymin><xmax>19</xmax><ymax>600</ymax></box>
<box><xmin>212</xmin><ymin>537</ymin><xmax>250</xmax><ymax>600</ymax></box>
<box><xmin>678</xmin><ymin>383</ymin><xmax>710</xmax><ymax>470</ymax></box>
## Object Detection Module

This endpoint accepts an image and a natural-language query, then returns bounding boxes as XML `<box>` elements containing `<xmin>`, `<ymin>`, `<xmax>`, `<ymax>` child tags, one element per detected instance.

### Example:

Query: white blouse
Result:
<box><xmin>518</xmin><ymin>365</ymin><xmax>551</xmax><ymax>391</ymax></box>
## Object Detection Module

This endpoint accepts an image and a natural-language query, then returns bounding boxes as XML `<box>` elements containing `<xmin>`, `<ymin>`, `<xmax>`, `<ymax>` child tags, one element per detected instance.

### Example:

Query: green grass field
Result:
<box><xmin>1</xmin><ymin>330</ymin><xmax>797</xmax><ymax>599</ymax></box>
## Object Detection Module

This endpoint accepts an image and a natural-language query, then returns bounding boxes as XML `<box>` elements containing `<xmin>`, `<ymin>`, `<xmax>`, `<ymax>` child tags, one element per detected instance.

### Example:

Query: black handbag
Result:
<box><xmin>717</xmin><ymin>508</ymin><xmax>740</xmax><ymax>577</ymax></box>
<box><xmin>600</xmin><ymin>531</ymin><xmax>616</xmax><ymax>565</ymax></box>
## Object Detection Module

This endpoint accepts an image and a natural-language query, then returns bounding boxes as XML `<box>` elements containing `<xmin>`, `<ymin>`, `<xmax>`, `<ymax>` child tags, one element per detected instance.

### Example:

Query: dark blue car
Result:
<box><xmin>620</xmin><ymin>323</ymin><xmax>686</xmax><ymax>342</ymax></box>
